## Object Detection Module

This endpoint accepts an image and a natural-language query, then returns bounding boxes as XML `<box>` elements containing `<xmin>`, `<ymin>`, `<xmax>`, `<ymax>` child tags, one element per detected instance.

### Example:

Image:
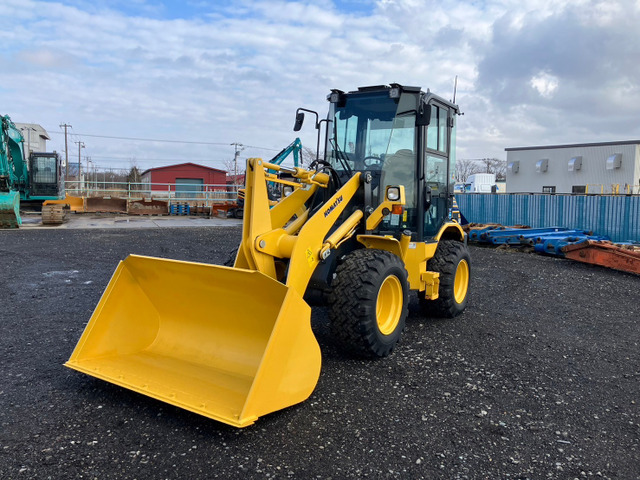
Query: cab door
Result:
<box><xmin>422</xmin><ymin>102</ymin><xmax>455</xmax><ymax>239</ymax></box>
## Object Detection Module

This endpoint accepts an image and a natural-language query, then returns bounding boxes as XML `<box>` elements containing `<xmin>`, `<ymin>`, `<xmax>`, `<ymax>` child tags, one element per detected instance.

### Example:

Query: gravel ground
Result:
<box><xmin>0</xmin><ymin>226</ymin><xmax>638</xmax><ymax>479</ymax></box>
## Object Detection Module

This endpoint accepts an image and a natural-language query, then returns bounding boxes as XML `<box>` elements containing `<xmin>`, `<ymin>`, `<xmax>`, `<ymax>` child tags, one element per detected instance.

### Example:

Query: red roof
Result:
<box><xmin>141</xmin><ymin>162</ymin><xmax>226</xmax><ymax>176</ymax></box>
<box><xmin>226</xmin><ymin>173</ymin><xmax>245</xmax><ymax>184</ymax></box>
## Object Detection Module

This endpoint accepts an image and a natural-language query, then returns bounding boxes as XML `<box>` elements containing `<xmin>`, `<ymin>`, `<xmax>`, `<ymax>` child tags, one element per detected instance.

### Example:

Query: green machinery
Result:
<box><xmin>0</xmin><ymin>115</ymin><xmax>65</xmax><ymax>227</ymax></box>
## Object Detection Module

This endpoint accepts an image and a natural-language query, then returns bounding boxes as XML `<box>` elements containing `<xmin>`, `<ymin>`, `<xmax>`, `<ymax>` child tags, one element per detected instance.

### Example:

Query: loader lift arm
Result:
<box><xmin>237</xmin><ymin>158</ymin><xmax>359</xmax><ymax>294</ymax></box>
<box><xmin>236</xmin><ymin>158</ymin><xmax>407</xmax><ymax>296</ymax></box>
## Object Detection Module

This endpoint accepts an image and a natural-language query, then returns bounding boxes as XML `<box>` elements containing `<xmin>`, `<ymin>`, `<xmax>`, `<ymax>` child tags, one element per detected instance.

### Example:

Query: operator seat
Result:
<box><xmin>382</xmin><ymin>149</ymin><xmax>416</xmax><ymax>207</ymax></box>
<box><xmin>380</xmin><ymin>149</ymin><xmax>418</xmax><ymax>233</ymax></box>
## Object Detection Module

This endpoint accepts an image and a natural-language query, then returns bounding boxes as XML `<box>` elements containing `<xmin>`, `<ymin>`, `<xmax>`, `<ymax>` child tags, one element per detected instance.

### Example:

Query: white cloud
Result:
<box><xmin>0</xmin><ymin>0</ymin><xmax>638</xmax><ymax>171</ymax></box>
<box><xmin>530</xmin><ymin>71</ymin><xmax>558</xmax><ymax>98</ymax></box>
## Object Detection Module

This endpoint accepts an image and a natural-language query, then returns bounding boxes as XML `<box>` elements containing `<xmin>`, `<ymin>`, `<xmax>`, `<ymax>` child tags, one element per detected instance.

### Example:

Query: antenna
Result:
<box><xmin>452</xmin><ymin>75</ymin><xmax>458</xmax><ymax>104</ymax></box>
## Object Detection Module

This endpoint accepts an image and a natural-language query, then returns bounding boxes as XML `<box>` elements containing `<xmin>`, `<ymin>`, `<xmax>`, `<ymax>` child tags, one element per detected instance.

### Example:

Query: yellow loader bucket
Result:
<box><xmin>65</xmin><ymin>255</ymin><xmax>321</xmax><ymax>427</ymax></box>
<box><xmin>44</xmin><ymin>195</ymin><xmax>85</xmax><ymax>212</ymax></box>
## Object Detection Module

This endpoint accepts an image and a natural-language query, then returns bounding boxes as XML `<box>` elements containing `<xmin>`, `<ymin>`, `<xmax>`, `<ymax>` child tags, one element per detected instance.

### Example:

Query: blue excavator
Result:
<box><xmin>0</xmin><ymin>114</ymin><xmax>66</xmax><ymax>227</ymax></box>
<box><xmin>228</xmin><ymin>137</ymin><xmax>302</xmax><ymax>218</ymax></box>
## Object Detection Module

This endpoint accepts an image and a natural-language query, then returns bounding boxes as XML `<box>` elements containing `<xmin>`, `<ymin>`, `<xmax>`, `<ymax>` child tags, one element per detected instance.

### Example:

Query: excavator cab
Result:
<box><xmin>66</xmin><ymin>84</ymin><xmax>470</xmax><ymax>427</ymax></box>
<box><xmin>28</xmin><ymin>152</ymin><xmax>65</xmax><ymax>199</ymax></box>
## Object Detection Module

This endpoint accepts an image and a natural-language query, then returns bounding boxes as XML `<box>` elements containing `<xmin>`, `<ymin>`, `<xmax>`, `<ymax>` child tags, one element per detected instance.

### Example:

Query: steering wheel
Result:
<box><xmin>363</xmin><ymin>156</ymin><xmax>383</xmax><ymax>168</ymax></box>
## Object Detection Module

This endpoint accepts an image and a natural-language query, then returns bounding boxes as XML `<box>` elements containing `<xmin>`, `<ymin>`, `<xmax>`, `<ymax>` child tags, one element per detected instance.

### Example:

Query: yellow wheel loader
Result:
<box><xmin>65</xmin><ymin>84</ymin><xmax>470</xmax><ymax>427</ymax></box>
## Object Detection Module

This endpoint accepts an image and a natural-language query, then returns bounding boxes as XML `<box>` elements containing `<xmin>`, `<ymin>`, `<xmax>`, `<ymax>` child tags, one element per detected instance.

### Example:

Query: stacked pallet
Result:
<box><xmin>170</xmin><ymin>203</ymin><xmax>191</xmax><ymax>215</ymax></box>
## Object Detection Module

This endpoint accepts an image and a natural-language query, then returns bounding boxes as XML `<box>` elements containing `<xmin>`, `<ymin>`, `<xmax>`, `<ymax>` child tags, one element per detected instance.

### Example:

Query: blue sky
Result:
<box><xmin>36</xmin><ymin>0</ymin><xmax>377</xmax><ymax>21</ymax></box>
<box><xmin>1</xmin><ymin>0</ymin><xmax>639</xmax><ymax>172</ymax></box>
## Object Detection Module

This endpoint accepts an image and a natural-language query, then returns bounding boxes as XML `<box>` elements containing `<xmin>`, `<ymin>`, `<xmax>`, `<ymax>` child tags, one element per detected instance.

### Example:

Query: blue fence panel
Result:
<box><xmin>456</xmin><ymin>194</ymin><xmax>640</xmax><ymax>243</ymax></box>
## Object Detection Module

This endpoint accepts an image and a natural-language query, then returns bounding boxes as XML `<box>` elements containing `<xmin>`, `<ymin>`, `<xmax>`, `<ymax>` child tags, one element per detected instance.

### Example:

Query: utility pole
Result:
<box><xmin>60</xmin><ymin>123</ymin><xmax>72</xmax><ymax>180</ymax></box>
<box><xmin>86</xmin><ymin>156</ymin><xmax>91</xmax><ymax>194</ymax></box>
<box><xmin>230</xmin><ymin>142</ymin><xmax>244</xmax><ymax>189</ymax></box>
<box><xmin>75</xmin><ymin>141</ymin><xmax>85</xmax><ymax>192</ymax></box>
<box><xmin>19</xmin><ymin>126</ymin><xmax>36</xmax><ymax>156</ymax></box>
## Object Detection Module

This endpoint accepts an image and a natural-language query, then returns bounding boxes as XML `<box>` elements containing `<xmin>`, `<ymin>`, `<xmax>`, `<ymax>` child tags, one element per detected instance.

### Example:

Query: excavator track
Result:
<box><xmin>41</xmin><ymin>204</ymin><xmax>67</xmax><ymax>225</ymax></box>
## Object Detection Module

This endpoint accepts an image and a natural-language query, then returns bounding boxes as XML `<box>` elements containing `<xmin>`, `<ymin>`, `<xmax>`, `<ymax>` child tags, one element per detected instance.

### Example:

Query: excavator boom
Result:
<box><xmin>0</xmin><ymin>115</ymin><xmax>28</xmax><ymax>227</ymax></box>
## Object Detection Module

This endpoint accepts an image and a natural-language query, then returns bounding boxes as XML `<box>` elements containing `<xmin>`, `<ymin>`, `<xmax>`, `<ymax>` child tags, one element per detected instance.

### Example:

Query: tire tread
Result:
<box><xmin>421</xmin><ymin>240</ymin><xmax>470</xmax><ymax>318</ymax></box>
<box><xmin>329</xmin><ymin>249</ymin><xmax>408</xmax><ymax>357</ymax></box>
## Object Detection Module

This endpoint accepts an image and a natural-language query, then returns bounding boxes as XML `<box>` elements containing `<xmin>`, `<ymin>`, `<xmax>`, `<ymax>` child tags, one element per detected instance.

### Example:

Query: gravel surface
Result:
<box><xmin>1</xmin><ymin>226</ymin><xmax>638</xmax><ymax>479</ymax></box>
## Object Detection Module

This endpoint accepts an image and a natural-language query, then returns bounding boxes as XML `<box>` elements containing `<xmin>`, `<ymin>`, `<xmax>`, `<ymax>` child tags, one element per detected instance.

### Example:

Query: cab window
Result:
<box><xmin>426</xmin><ymin>105</ymin><xmax>448</xmax><ymax>154</ymax></box>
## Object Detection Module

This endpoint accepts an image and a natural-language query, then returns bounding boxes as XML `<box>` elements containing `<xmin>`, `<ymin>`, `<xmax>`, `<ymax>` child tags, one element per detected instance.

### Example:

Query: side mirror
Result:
<box><xmin>416</xmin><ymin>104</ymin><xmax>431</xmax><ymax>126</ymax></box>
<box><xmin>293</xmin><ymin>112</ymin><xmax>305</xmax><ymax>132</ymax></box>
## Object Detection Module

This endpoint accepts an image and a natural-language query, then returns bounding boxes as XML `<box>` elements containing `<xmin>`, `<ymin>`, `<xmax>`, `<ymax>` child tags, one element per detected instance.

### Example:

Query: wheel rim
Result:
<box><xmin>453</xmin><ymin>259</ymin><xmax>470</xmax><ymax>304</ymax></box>
<box><xmin>376</xmin><ymin>275</ymin><xmax>403</xmax><ymax>335</ymax></box>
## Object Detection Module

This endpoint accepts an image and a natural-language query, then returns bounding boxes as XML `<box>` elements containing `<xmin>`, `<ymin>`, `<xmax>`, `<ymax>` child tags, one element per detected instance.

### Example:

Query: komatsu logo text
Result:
<box><xmin>323</xmin><ymin>196</ymin><xmax>343</xmax><ymax>218</ymax></box>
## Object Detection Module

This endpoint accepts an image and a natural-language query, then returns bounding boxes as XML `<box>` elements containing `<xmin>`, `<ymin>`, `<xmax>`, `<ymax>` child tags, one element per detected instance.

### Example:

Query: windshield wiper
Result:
<box><xmin>330</xmin><ymin>125</ymin><xmax>353</xmax><ymax>177</ymax></box>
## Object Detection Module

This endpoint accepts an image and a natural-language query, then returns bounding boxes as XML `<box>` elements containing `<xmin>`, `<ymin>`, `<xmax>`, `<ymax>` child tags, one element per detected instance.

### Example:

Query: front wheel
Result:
<box><xmin>420</xmin><ymin>240</ymin><xmax>470</xmax><ymax>318</ymax></box>
<box><xmin>328</xmin><ymin>249</ymin><xmax>409</xmax><ymax>357</ymax></box>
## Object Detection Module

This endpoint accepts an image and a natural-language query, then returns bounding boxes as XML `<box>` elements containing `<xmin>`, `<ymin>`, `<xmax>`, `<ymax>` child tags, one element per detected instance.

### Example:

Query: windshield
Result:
<box><xmin>326</xmin><ymin>91</ymin><xmax>419</xmax><ymax>216</ymax></box>
<box><xmin>326</xmin><ymin>91</ymin><xmax>417</xmax><ymax>173</ymax></box>
<box><xmin>31</xmin><ymin>155</ymin><xmax>58</xmax><ymax>184</ymax></box>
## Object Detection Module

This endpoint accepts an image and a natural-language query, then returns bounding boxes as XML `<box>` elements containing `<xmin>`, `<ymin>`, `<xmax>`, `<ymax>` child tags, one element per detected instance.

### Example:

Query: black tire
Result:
<box><xmin>328</xmin><ymin>249</ymin><xmax>409</xmax><ymax>357</ymax></box>
<box><xmin>420</xmin><ymin>240</ymin><xmax>470</xmax><ymax>318</ymax></box>
<box><xmin>234</xmin><ymin>208</ymin><xmax>243</xmax><ymax>219</ymax></box>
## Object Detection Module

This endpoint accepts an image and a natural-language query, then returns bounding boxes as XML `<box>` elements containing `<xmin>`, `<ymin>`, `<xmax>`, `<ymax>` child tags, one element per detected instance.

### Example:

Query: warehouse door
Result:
<box><xmin>175</xmin><ymin>178</ymin><xmax>203</xmax><ymax>198</ymax></box>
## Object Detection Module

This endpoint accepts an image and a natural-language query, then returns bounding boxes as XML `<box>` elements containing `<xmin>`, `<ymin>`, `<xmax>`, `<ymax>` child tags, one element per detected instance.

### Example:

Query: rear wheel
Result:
<box><xmin>328</xmin><ymin>249</ymin><xmax>409</xmax><ymax>357</ymax></box>
<box><xmin>420</xmin><ymin>240</ymin><xmax>470</xmax><ymax>318</ymax></box>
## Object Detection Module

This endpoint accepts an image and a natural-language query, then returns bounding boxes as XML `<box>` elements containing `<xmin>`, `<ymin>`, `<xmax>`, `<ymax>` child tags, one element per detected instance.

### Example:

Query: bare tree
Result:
<box><xmin>301</xmin><ymin>146</ymin><xmax>326</xmax><ymax>168</ymax></box>
<box><xmin>455</xmin><ymin>158</ymin><xmax>483</xmax><ymax>183</ymax></box>
<box><xmin>492</xmin><ymin>160</ymin><xmax>507</xmax><ymax>181</ymax></box>
<box><xmin>477</xmin><ymin>158</ymin><xmax>503</xmax><ymax>175</ymax></box>
<box><xmin>127</xmin><ymin>160</ymin><xmax>143</xmax><ymax>190</ymax></box>
<box><xmin>477</xmin><ymin>158</ymin><xmax>507</xmax><ymax>180</ymax></box>
<box><xmin>95</xmin><ymin>168</ymin><xmax>127</xmax><ymax>188</ymax></box>
<box><xmin>223</xmin><ymin>157</ymin><xmax>245</xmax><ymax>187</ymax></box>
<box><xmin>456</xmin><ymin>158</ymin><xmax>507</xmax><ymax>182</ymax></box>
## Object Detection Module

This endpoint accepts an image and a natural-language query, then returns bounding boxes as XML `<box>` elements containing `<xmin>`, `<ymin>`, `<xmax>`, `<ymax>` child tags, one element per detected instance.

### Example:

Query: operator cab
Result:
<box><xmin>325</xmin><ymin>84</ymin><xmax>459</xmax><ymax>242</ymax></box>
<box><xmin>29</xmin><ymin>152</ymin><xmax>64</xmax><ymax>199</ymax></box>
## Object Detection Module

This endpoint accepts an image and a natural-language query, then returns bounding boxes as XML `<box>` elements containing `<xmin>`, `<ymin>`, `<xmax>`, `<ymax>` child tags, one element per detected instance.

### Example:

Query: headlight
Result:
<box><xmin>386</xmin><ymin>186</ymin><xmax>400</xmax><ymax>201</ymax></box>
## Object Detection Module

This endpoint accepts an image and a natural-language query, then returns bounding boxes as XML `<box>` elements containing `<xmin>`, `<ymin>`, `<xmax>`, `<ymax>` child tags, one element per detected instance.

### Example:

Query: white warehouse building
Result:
<box><xmin>13</xmin><ymin>123</ymin><xmax>50</xmax><ymax>154</ymax></box>
<box><xmin>505</xmin><ymin>140</ymin><xmax>640</xmax><ymax>194</ymax></box>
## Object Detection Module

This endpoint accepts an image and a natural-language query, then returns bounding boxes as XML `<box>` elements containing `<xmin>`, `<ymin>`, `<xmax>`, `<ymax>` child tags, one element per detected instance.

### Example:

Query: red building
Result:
<box><xmin>141</xmin><ymin>163</ymin><xmax>227</xmax><ymax>197</ymax></box>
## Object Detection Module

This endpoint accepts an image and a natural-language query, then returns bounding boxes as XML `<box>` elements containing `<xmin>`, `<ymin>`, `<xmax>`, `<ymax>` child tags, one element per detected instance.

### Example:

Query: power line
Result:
<box><xmin>242</xmin><ymin>144</ymin><xmax>281</xmax><ymax>152</ymax></box>
<box><xmin>89</xmin><ymin>155</ymin><xmax>224</xmax><ymax>163</ymax></box>
<box><xmin>48</xmin><ymin>130</ymin><xmax>229</xmax><ymax>146</ymax></box>
<box><xmin>47</xmin><ymin>129</ymin><xmax>280</xmax><ymax>151</ymax></box>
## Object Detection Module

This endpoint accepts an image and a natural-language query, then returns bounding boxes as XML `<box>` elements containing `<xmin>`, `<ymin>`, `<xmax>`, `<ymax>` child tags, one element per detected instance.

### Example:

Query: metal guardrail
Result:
<box><xmin>64</xmin><ymin>181</ymin><xmax>240</xmax><ymax>206</ymax></box>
